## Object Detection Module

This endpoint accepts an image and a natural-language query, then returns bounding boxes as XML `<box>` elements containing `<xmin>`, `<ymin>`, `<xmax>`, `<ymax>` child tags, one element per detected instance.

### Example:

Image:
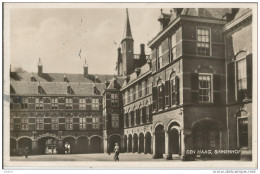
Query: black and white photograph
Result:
<box><xmin>3</xmin><ymin>2</ymin><xmax>257</xmax><ymax>169</ymax></box>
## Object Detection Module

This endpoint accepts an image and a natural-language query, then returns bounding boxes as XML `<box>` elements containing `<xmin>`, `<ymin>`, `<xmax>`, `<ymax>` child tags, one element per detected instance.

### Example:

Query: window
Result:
<box><xmin>36</xmin><ymin>117</ymin><xmax>44</xmax><ymax>130</ymax></box>
<box><xmin>35</xmin><ymin>98</ymin><xmax>43</xmax><ymax>109</ymax></box>
<box><xmin>133</xmin><ymin>87</ymin><xmax>136</xmax><ymax>101</ymax></box>
<box><xmin>91</xmin><ymin>98</ymin><xmax>99</xmax><ymax>110</ymax></box>
<box><xmin>237</xmin><ymin>59</ymin><xmax>247</xmax><ymax>90</ymax></box>
<box><xmin>170</xmin><ymin>33</ymin><xmax>177</xmax><ymax>62</ymax></box>
<box><xmin>138</xmin><ymin>83</ymin><xmax>142</xmax><ymax>98</ymax></box>
<box><xmin>21</xmin><ymin>98</ymin><xmax>28</xmax><ymax>109</ymax></box>
<box><xmin>79</xmin><ymin>98</ymin><xmax>86</xmax><ymax>110</ymax></box>
<box><xmin>157</xmin><ymin>80</ymin><xmax>163</xmax><ymax>110</ymax></box>
<box><xmin>65</xmin><ymin>98</ymin><xmax>73</xmax><ymax>109</ymax></box>
<box><xmin>157</xmin><ymin>45</ymin><xmax>163</xmax><ymax>70</ymax></box>
<box><xmin>238</xmin><ymin>117</ymin><xmax>248</xmax><ymax>148</ymax></box>
<box><xmin>111</xmin><ymin>94</ymin><xmax>119</xmax><ymax>107</ymax></box>
<box><xmin>21</xmin><ymin>117</ymin><xmax>28</xmax><ymax>130</ymax></box>
<box><xmin>170</xmin><ymin>75</ymin><xmax>179</xmax><ymax>105</ymax></box>
<box><xmin>92</xmin><ymin>117</ymin><xmax>100</xmax><ymax>129</ymax></box>
<box><xmin>65</xmin><ymin>117</ymin><xmax>73</xmax><ymax>130</ymax></box>
<box><xmin>51</xmin><ymin>98</ymin><xmax>58</xmax><ymax>110</ymax></box>
<box><xmin>209</xmin><ymin>131</ymin><xmax>217</xmax><ymax>148</ymax></box>
<box><xmin>195</xmin><ymin>132</ymin><xmax>203</xmax><ymax>149</ymax></box>
<box><xmin>79</xmin><ymin>117</ymin><xmax>86</xmax><ymax>129</ymax></box>
<box><xmin>112</xmin><ymin>114</ymin><xmax>119</xmax><ymax>128</ymax></box>
<box><xmin>197</xmin><ymin>28</ymin><xmax>210</xmax><ymax>56</ymax></box>
<box><xmin>51</xmin><ymin>117</ymin><xmax>58</xmax><ymax>130</ymax></box>
<box><xmin>199</xmin><ymin>74</ymin><xmax>212</xmax><ymax>102</ymax></box>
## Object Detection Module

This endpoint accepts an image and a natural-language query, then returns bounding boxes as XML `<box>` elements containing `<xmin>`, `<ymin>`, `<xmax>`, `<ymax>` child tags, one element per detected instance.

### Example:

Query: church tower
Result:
<box><xmin>119</xmin><ymin>8</ymin><xmax>134</xmax><ymax>76</ymax></box>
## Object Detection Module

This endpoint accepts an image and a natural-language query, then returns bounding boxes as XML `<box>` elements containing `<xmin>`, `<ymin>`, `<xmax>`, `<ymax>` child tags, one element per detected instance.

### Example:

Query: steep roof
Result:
<box><xmin>122</xmin><ymin>8</ymin><xmax>133</xmax><ymax>40</ymax></box>
<box><xmin>182</xmin><ymin>8</ymin><xmax>231</xmax><ymax>19</ymax></box>
<box><xmin>10</xmin><ymin>81</ymin><xmax>106</xmax><ymax>96</ymax></box>
<box><xmin>106</xmin><ymin>76</ymin><xmax>125</xmax><ymax>90</ymax></box>
<box><xmin>10</xmin><ymin>71</ymin><xmax>114</xmax><ymax>84</ymax></box>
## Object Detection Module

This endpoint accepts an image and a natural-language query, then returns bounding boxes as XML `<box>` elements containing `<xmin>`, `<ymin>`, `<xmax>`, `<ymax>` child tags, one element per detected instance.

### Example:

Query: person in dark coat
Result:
<box><xmin>114</xmin><ymin>143</ymin><xmax>120</xmax><ymax>162</ymax></box>
<box><xmin>107</xmin><ymin>143</ymin><xmax>111</xmax><ymax>155</ymax></box>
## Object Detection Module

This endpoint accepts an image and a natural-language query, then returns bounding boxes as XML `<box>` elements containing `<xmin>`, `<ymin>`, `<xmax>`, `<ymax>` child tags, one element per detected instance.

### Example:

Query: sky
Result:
<box><xmin>10</xmin><ymin>8</ymin><xmax>171</xmax><ymax>75</ymax></box>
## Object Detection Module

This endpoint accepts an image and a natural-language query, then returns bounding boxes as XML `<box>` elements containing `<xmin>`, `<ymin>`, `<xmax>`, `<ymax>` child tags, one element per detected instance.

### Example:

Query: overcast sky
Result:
<box><xmin>10</xmin><ymin>8</ymin><xmax>171</xmax><ymax>75</ymax></box>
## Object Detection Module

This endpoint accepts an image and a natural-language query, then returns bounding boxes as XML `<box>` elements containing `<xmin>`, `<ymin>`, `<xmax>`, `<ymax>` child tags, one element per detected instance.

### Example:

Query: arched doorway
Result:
<box><xmin>128</xmin><ymin>134</ymin><xmax>132</xmax><ymax>152</ymax></box>
<box><xmin>133</xmin><ymin>133</ymin><xmax>138</xmax><ymax>153</ymax></box>
<box><xmin>139</xmin><ymin>133</ymin><xmax>144</xmax><ymax>153</ymax></box>
<box><xmin>77</xmin><ymin>137</ymin><xmax>89</xmax><ymax>154</ymax></box>
<box><xmin>123</xmin><ymin>135</ymin><xmax>127</xmax><ymax>152</ymax></box>
<box><xmin>154</xmin><ymin>124</ymin><xmax>165</xmax><ymax>158</ymax></box>
<box><xmin>192</xmin><ymin>120</ymin><xmax>221</xmax><ymax>152</ymax></box>
<box><xmin>63</xmin><ymin>137</ymin><xmax>76</xmax><ymax>154</ymax></box>
<box><xmin>168</xmin><ymin>122</ymin><xmax>180</xmax><ymax>156</ymax></box>
<box><xmin>90</xmin><ymin>136</ymin><xmax>102</xmax><ymax>153</ymax></box>
<box><xmin>38</xmin><ymin>137</ymin><xmax>58</xmax><ymax>154</ymax></box>
<box><xmin>18</xmin><ymin>137</ymin><xmax>32</xmax><ymax>155</ymax></box>
<box><xmin>109</xmin><ymin>135</ymin><xmax>121</xmax><ymax>152</ymax></box>
<box><xmin>10</xmin><ymin>138</ymin><xmax>17</xmax><ymax>156</ymax></box>
<box><xmin>145</xmin><ymin>132</ymin><xmax>152</xmax><ymax>154</ymax></box>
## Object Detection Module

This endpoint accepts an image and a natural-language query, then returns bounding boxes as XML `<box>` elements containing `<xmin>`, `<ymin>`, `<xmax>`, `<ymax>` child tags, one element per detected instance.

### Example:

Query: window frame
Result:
<box><xmin>198</xmin><ymin>73</ymin><xmax>213</xmax><ymax>103</ymax></box>
<box><xmin>196</xmin><ymin>27</ymin><xmax>211</xmax><ymax>56</ymax></box>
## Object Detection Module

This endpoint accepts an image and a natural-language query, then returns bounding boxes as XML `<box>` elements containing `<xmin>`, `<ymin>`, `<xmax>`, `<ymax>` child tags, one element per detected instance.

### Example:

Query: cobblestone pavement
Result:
<box><xmin>10</xmin><ymin>153</ymin><xmax>179</xmax><ymax>161</ymax></box>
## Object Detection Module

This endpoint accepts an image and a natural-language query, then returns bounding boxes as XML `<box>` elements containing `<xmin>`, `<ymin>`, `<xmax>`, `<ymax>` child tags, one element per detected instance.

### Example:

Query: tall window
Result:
<box><xmin>65</xmin><ymin>98</ymin><xmax>73</xmax><ymax>109</ymax></box>
<box><xmin>21</xmin><ymin>98</ymin><xmax>28</xmax><ymax>109</ymax></box>
<box><xmin>133</xmin><ymin>86</ymin><xmax>136</xmax><ymax>101</ymax></box>
<box><xmin>65</xmin><ymin>117</ymin><xmax>73</xmax><ymax>130</ymax></box>
<box><xmin>21</xmin><ymin>117</ymin><xmax>28</xmax><ymax>130</ymax></box>
<box><xmin>238</xmin><ymin>117</ymin><xmax>248</xmax><ymax>148</ymax></box>
<box><xmin>237</xmin><ymin>58</ymin><xmax>247</xmax><ymax>90</ymax></box>
<box><xmin>35</xmin><ymin>98</ymin><xmax>43</xmax><ymax>110</ymax></box>
<box><xmin>157</xmin><ymin>45</ymin><xmax>163</xmax><ymax>70</ymax></box>
<box><xmin>51</xmin><ymin>117</ymin><xmax>59</xmax><ymax>130</ymax></box>
<box><xmin>91</xmin><ymin>98</ymin><xmax>99</xmax><ymax>110</ymax></box>
<box><xmin>92</xmin><ymin>117</ymin><xmax>100</xmax><ymax>129</ymax></box>
<box><xmin>170</xmin><ymin>75</ymin><xmax>178</xmax><ymax>105</ymax></box>
<box><xmin>170</xmin><ymin>33</ymin><xmax>177</xmax><ymax>62</ymax></box>
<box><xmin>197</xmin><ymin>28</ymin><xmax>210</xmax><ymax>56</ymax></box>
<box><xmin>36</xmin><ymin>117</ymin><xmax>44</xmax><ymax>130</ymax></box>
<box><xmin>111</xmin><ymin>114</ymin><xmax>119</xmax><ymax>128</ymax></box>
<box><xmin>198</xmin><ymin>74</ymin><xmax>212</xmax><ymax>102</ymax></box>
<box><xmin>79</xmin><ymin>117</ymin><xmax>86</xmax><ymax>129</ymax></box>
<box><xmin>138</xmin><ymin>83</ymin><xmax>142</xmax><ymax>98</ymax></box>
<box><xmin>79</xmin><ymin>98</ymin><xmax>86</xmax><ymax>110</ymax></box>
<box><xmin>157</xmin><ymin>80</ymin><xmax>163</xmax><ymax>109</ymax></box>
<box><xmin>51</xmin><ymin>98</ymin><xmax>58</xmax><ymax>110</ymax></box>
<box><xmin>209</xmin><ymin>131</ymin><xmax>217</xmax><ymax>148</ymax></box>
<box><xmin>127</xmin><ymin>89</ymin><xmax>130</xmax><ymax>103</ymax></box>
<box><xmin>111</xmin><ymin>94</ymin><xmax>119</xmax><ymax>107</ymax></box>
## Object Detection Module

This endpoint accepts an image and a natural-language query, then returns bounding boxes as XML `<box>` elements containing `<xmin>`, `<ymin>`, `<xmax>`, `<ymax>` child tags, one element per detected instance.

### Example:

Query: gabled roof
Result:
<box><xmin>106</xmin><ymin>76</ymin><xmax>125</xmax><ymax>90</ymax></box>
<box><xmin>10</xmin><ymin>81</ymin><xmax>106</xmax><ymax>96</ymax></box>
<box><xmin>10</xmin><ymin>71</ymin><xmax>114</xmax><ymax>84</ymax></box>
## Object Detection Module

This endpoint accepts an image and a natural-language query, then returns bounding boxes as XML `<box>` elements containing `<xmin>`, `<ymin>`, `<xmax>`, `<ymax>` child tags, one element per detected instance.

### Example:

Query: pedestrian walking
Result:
<box><xmin>25</xmin><ymin>146</ymin><xmax>29</xmax><ymax>158</ymax></box>
<box><xmin>114</xmin><ymin>143</ymin><xmax>120</xmax><ymax>162</ymax></box>
<box><xmin>107</xmin><ymin>143</ymin><xmax>111</xmax><ymax>155</ymax></box>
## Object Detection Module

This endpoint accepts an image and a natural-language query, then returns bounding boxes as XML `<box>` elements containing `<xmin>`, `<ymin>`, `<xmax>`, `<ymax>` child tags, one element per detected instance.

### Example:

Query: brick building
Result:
<box><xmin>10</xmin><ymin>8</ymin><xmax>253</xmax><ymax>160</ymax></box>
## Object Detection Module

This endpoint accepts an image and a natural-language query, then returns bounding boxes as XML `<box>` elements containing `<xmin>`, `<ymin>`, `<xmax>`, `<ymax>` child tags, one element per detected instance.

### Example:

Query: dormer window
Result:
<box><xmin>67</xmin><ymin>85</ymin><xmax>73</xmax><ymax>94</ymax></box>
<box><xmin>38</xmin><ymin>85</ymin><xmax>43</xmax><ymax>94</ymax></box>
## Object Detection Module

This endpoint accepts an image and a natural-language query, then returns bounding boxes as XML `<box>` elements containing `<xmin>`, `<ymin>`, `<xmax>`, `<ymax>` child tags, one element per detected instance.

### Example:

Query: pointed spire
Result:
<box><xmin>123</xmin><ymin>8</ymin><xmax>133</xmax><ymax>39</ymax></box>
<box><xmin>83</xmin><ymin>58</ymin><xmax>88</xmax><ymax>67</ymax></box>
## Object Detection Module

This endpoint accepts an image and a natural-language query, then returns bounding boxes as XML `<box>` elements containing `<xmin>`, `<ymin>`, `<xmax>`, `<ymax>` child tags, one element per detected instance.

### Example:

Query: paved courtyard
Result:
<box><xmin>10</xmin><ymin>153</ymin><xmax>179</xmax><ymax>161</ymax></box>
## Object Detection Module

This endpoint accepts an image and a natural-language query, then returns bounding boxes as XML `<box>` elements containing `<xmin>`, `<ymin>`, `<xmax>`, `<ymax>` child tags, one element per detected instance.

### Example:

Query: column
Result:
<box><xmin>88</xmin><ymin>139</ymin><xmax>91</xmax><ymax>153</ymax></box>
<box><xmin>144</xmin><ymin>136</ymin><xmax>147</xmax><ymax>154</ymax></box>
<box><xmin>179</xmin><ymin>130</ymin><xmax>181</xmax><ymax>156</ymax></box>
<box><xmin>57</xmin><ymin>140</ymin><xmax>63</xmax><ymax>154</ymax></box>
<box><xmin>138</xmin><ymin>136</ymin><xmax>140</xmax><ymax>154</ymax></box>
<box><xmin>181</xmin><ymin>130</ymin><xmax>186</xmax><ymax>161</ymax></box>
<box><xmin>132</xmin><ymin>137</ymin><xmax>134</xmax><ymax>153</ymax></box>
<box><xmin>140</xmin><ymin>109</ymin><xmax>143</xmax><ymax>125</ymax></box>
<box><xmin>152</xmin><ymin>132</ymin><xmax>156</xmax><ymax>158</ymax></box>
<box><xmin>74</xmin><ymin>140</ymin><xmax>78</xmax><ymax>154</ymax></box>
<box><xmin>32</xmin><ymin>140</ymin><xmax>38</xmax><ymax>155</ymax></box>
<box><xmin>127</xmin><ymin>137</ymin><xmax>130</xmax><ymax>152</ymax></box>
<box><xmin>165</xmin><ymin>131</ymin><xmax>172</xmax><ymax>160</ymax></box>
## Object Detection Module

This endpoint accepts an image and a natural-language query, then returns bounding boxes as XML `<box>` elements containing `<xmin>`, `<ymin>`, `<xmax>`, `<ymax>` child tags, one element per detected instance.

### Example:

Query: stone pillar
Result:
<box><xmin>32</xmin><ymin>140</ymin><xmax>38</xmax><ymax>155</ymax></box>
<box><xmin>152</xmin><ymin>132</ymin><xmax>156</xmax><ymax>158</ymax></box>
<box><xmin>179</xmin><ymin>130</ymin><xmax>181</xmax><ymax>156</ymax></box>
<box><xmin>57</xmin><ymin>140</ymin><xmax>63</xmax><ymax>154</ymax></box>
<box><xmin>144</xmin><ymin>136</ymin><xmax>147</xmax><ymax>154</ymax></box>
<box><xmin>74</xmin><ymin>140</ymin><xmax>78</xmax><ymax>154</ymax></box>
<box><xmin>132</xmin><ymin>137</ymin><xmax>135</xmax><ymax>153</ymax></box>
<box><xmin>181</xmin><ymin>130</ymin><xmax>186</xmax><ymax>161</ymax></box>
<box><xmin>140</xmin><ymin>110</ymin><xmax>143</xmax><ymax>125</ymax></box>
<box><xmin>165</xmin><ymin>131</ymin><xmax>172</xmax><ymax>160</ymax></box>
<box><xmin>138</xmin><ymin>136</ymin><xmax>141</xmax><ymax>154</ymax></box>
<box><xmin>127</xmin><ymin>137</ymin><xmax>130</xmax><ymax>152</ymax></box>
<box><xmin>88</xmin><ymin>139</ymin><xmax>91</xmax><ymax>153</ymax></box>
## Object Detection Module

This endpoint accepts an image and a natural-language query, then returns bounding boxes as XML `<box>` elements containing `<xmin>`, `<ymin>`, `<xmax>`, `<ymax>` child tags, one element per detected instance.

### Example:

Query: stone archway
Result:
<box><xmin>154</xmin><ymin>124</ymin><xmax>165</xmax><ymax>158</ymax></box>
<box><xmin>109</xmin><ymin>135</ymin><xmax>121</xmax><ymax>152</ymax></box>
<box><xmin>90</xmin><ymin>136</ymin><xmax>102</xmax><ymax>153</ymax></box>
<box><xmin>123</xmin><ymin>135</ymin><xmax>127</xmax><ymax>152</ymax></box>
<box><xmin>10</xmin><ymin>138</ymin><xmax>17</xmax><ymax>156</ymax></box>
<box><xmin>77</xmin><ymin>136</ymin><xmax>89</xmax><ymax>154</ymax></box>
<box><xmin>133</xmin><ymin>133</ymin><xmax>138</xmax><ymax>153</ymax></box>
<box><xmin>145</xmin><ymin>132</ymin><xmax>152</xmax><ymax>154</ymax></box>
<box><xmin>138</xmin><ymin>132</ymin><xmax>144</xmax><ymax>153</ymax></box>
<box><xmin>18</xmin><ymin>137</ymin><xmax>32</xmax><ymax>155</ymax></box>
<box><xmin>38</xmin><ymin>136</ymin><xmax>58</xmax><ymax>154</ymax></box>
<box><xmin>128</xmin><ymin>134</ymin><xmax>132</xmax><ymax>152</ymax></box>
<box><xmin>168</xmin><ymin>122</ymin><xmax>181</xmax><ymax>157</ymax></box>
<box><xmin>63</xmin><ymin>137</ymin><xmax>76</xmax><ymax>154</ymax></box>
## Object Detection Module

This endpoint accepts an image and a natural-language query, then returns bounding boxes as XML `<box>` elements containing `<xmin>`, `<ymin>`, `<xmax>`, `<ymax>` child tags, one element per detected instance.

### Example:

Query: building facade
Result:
<box><xmin>10</xmin><ymin>8</ymin><xmax>253</xmax><ymax>160</ymax></box>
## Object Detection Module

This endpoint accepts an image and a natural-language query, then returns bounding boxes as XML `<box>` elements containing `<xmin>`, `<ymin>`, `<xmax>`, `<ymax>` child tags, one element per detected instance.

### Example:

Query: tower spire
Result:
<box><xmin>123</xmin><ymin>8</ymin><xmax>133</xmax><ymax>40</ymax></box>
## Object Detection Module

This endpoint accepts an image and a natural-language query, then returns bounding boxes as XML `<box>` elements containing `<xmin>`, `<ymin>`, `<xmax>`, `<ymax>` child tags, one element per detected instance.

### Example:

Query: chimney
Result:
<box><xmin>31</xmin><ymin>73</ymin><xmax>35</xmax><ymax>82</ymax></box>
<box><xmin>38</xmin><ymin>58</ymin><xmax>43</xmax><ymax>75</ymax></box>
<box><xmin>67</xmin><ymin>84</ymin><xmax>71</xmax><ymax>94</ymax></box>
<box><xmin>95</xmin><ymin>76</ymin><xmax>98</xmax><ymax>83</ymax></box>
<box><xmin>64</xmin><ymin>75</ymin><xmax>68</xmax><ymax>82</ymax></box>
<box><xmin>147</xmin><ymin>58</ymin><xmax>152</xmax><ymax>69</ymax></box>
<box><xmin>105</xmin><ymin>80</ymin><xmax>110</xmax><ymax>88</ymax></box>
<box><xmin>158</xmin><ymin>9</ymin><xmax>171</xmax><ymax>31</ymax></box>
<box><xmin>83</xmin><ymin>59</ymin><xmax>88</xmax><ymax>76</ymax></box>
<box><xmin>135</xmin><ymin>68</ymin><xmax>141</xmax><ymax>77</ymax></box>
<box><xmin>38</xmin><ymin>82</ymin><xmax>42</xmax><ymax>94</ymax></box>
<box><xmin>93</xmin><ymin>84</ymin><xmax>97</xmax><ymax>94</ymax></box>
<box><xmin>140</xmin><ymin>44</ymin><xmax>145</xmax><ymax>55</ymax></box>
